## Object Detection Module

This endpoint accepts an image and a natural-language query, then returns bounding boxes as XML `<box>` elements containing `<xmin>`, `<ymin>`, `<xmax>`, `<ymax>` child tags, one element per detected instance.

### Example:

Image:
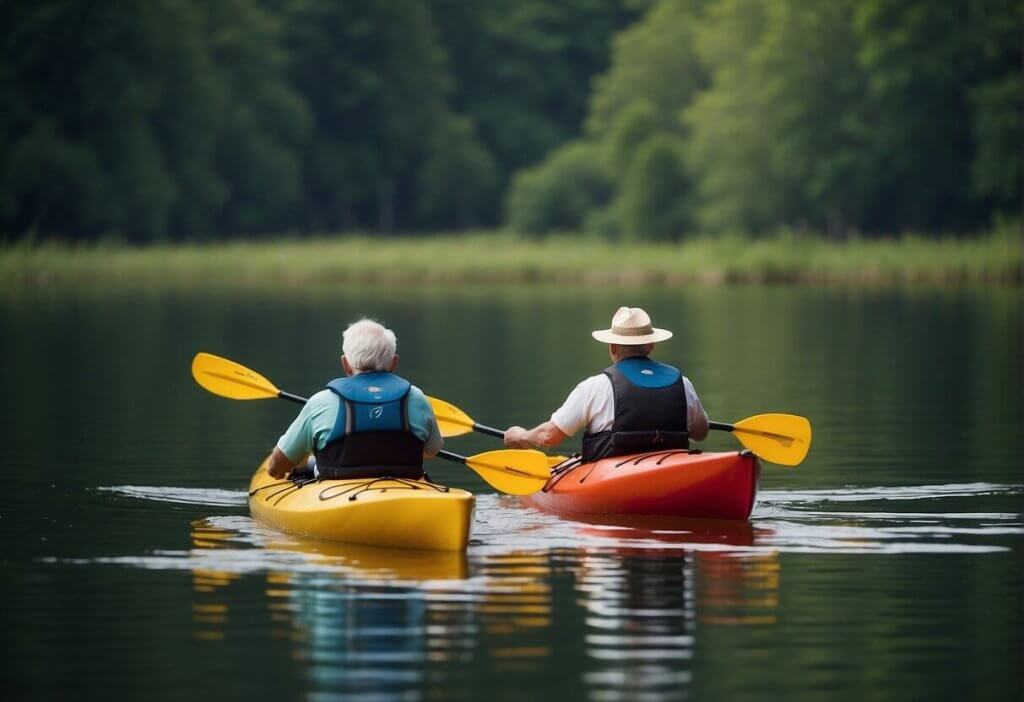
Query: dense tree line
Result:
<box><xmin>0</xmin><ymin>0</ymin><xmax>634</xmax><ymax>240</ymax></box>
<box><xmin>509</xmin><ymin>0</ymin><xmax>1022</xmax><ymax>238</ymax></box>
<box><xmin>0</xmin><ymin>0</ymin><xmax>1019</xmax><ymax>242</ymax></box>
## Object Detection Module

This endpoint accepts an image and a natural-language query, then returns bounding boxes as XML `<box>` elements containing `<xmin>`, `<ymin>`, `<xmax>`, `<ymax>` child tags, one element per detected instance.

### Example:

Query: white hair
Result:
<box><xmin>342</xmin><ymin>318</ymin><xmax>397</xmax><ymax>373</ymax></box>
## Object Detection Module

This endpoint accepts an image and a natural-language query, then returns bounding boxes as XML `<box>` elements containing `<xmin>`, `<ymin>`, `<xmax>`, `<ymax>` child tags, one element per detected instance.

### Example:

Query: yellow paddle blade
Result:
<box><xmin>427</xmin><ymin>396</ymin><xmax>477</xmax><ymax>437</ymax></box>
<box><xmin>547</xmin><ymin>455</ymin><xmax>570</xmax><ymax>468</ymax></box>
<box><xmin>731</xmin><ymin>413</ymin><xmax>812</xmax><ymax>466</ymax></box>
<box><xmin>464</xmin><ymin>449</ymin><xmax>550</xmax><ymax>495</ymax></box>
<box><xmin>191</xmin><ymin>352</ymin><xmax>281</xmax><ymax>400</ymax></box>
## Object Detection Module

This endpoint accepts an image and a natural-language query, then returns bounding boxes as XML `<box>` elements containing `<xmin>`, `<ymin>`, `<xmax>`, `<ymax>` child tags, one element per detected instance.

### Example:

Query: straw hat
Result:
<box><xmin>592</xmin><ymin>306</ymin><xmax>673</xmax><ymax>345</ymax></box>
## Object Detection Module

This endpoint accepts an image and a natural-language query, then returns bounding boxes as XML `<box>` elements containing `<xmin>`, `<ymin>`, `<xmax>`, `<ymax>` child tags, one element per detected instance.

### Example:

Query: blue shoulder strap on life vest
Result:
<box><xmin>324</xmin><ymin>372</ymin><xmax>411</xmax><ymax>442</ymax></box>
<box><xmin>615</xmin><ymin>357</ymin><xmax>682</xmax><ymax>389</ymax></box>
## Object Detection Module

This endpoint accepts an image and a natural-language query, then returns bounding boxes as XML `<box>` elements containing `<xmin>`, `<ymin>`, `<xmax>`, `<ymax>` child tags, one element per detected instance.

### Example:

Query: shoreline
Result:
<box><xmin>0</xmin><ymin>230</ymin><xmax>1019</xmax><ymax>287</ymax></box>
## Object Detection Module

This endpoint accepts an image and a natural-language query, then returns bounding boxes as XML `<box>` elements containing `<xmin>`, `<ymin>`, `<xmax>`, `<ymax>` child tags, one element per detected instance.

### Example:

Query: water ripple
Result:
<box><xmin>761</xmin><ymin>482</ymin><xmax>1022</xmax><ymax>503</ymax></box>
<box><xmin>85</xmin><ymin>482</ymin><xmax>1024</xmax><ymax>559</ymax></box>
<box><xmin>97</xmin><ymin>485</ymin><xmax>248</xmax><ymax>506</ymax></box>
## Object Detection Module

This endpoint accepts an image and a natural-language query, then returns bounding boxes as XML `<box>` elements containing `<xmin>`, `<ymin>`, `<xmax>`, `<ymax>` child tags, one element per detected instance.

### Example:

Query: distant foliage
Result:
<box><xmin>209</xmin><ymin>0</ymin><xmax>310</xmax><ymax>236</ymax></box>
<box><xmin>586</xmin><ymin>0</ymin><xmax>709</xmax><ymax>138</ymax></box>
<box><xmin>686</xmin><ymin>0</ymin><xmax>871</xmax><ymax>235</ymax></box>
<box><xmin>430</xmin><ymin>0</ymin><xmax>636</xmax><ymax>178</ymax></box>
<box><xmin>605</xmin><ymin>101</ymin><xmax>661</xmax><ymax>175</ymax></box>
<box><xmin>505</xmin><ymin>142</ymin><xmax>612</xmax><ymax>235</ymax></box>
<box><xmin>415</xmin><ymin>113</ymin><xmax>498</xmax><ymax>228</ymax></box>
<box><xmin>0</xmin><ymin>0</ymin><xmax>634</xmax><ymax>240</ymax></box>
<box><xmin>617</xmin><ymin>134</ymin><xmax>693</xmax><ymax>241</ymax></box>
<box><xmin>511</xmin><ymin>0</ymin><xmax>1022</xmax><ymax>240</ymax></box>
<box><xmin>0</xmin><ymin>0</ymin><xmax>1018</xmax><ymax>241</ymax></box>
<box><xmin>1</xmin><ymin>1</ymin><xmax>217</xmax><ymax>240</ymax></box>
<box><xmin>282</xmin><ymin>0</ymin><xmax>454</xmax><ymax>233</ymax></box>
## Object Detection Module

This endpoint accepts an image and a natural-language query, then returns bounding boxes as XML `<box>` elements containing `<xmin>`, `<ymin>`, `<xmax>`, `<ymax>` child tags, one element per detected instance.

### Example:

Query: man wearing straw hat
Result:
<box><xmin>504</xmin><ymin>306</ymin><xmax>708</xmax><ymax>461</ymax></box>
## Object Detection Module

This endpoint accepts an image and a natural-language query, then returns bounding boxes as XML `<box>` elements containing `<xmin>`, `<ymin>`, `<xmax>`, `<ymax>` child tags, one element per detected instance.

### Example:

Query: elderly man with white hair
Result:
<box><xmin>504</xmin><ymin>307</ymin><xmax>708</xmax><ymax>461</ymax></box>
<box><xmin>266</xmin><ymin>318</ymin><xmax>443</xmax><ymax>479</ymax></box>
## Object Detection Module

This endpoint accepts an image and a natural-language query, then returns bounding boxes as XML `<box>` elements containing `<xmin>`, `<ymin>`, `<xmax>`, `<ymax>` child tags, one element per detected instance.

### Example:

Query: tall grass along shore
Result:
<box><xmin>1</xmin><ymin>228</ymin><xmax>1020</xmax><ymax>287</ymax></box>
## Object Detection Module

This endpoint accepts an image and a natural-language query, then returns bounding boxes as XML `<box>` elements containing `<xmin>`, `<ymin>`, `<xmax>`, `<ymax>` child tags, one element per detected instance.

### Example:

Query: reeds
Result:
<box><xmin>1</xmin><ymin>226</ymin><xmax>1019</xmax><ymax>287</ymax></box>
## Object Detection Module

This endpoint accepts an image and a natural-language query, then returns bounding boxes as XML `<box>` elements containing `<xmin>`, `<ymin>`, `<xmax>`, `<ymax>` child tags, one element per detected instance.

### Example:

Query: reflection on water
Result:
<box><xmin>697</xmin><ymin>553</ymin><xmax>780</xmax><ymax>626</ymax></box>
<box><xmin>183</xmin><ymin>517</ymin><xmax>782</xmax><ymax>701</ymax></box>
<box><xmin>83</xmin><ymin>477</ymin><xmax>1010</xmax><ymax>701</ymax></box>
<box><xmin>574</xmin><ymin>548</ymin><xmax>697</xmax><ymax>701</ymax></box>
<box><xmin>3</xmin><ymin>283</ymin><xmax>1021</xmax><ymax>700</ymax></box>
<box><xmin>22</xmin><ymin>483</ymin><xmax>1024</xmax><ymax>701</ymax></box>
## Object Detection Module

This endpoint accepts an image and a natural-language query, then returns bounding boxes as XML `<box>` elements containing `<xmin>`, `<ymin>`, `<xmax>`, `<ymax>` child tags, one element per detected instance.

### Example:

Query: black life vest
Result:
<box><xmin>314</xmin><ymin>372</ymin><xmax>425</xmax><ymax>479</ymax></box>
<box><xmin>580</xmin><ymin>357</ymin><xmax>690</xmax><ymax>462</ymax></box>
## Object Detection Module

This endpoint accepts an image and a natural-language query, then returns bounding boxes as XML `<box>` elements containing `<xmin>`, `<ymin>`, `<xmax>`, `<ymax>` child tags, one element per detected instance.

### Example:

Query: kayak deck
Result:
<box><xmin>249</xmin><ymin>459</ymin><xmax>475</xmax><ymax>551</ymax></box>
<box><xmin>522</xmin><ymin>449</ymin><xmax>759</xmax><ymax>521</ymax></box>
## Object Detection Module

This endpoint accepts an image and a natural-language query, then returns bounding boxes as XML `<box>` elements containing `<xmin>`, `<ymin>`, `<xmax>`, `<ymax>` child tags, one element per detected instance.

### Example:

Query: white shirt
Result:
<box><xmin>550</xmin><ymin>373</ymin><xmax>709</xmax><ymax>440</ymax></box>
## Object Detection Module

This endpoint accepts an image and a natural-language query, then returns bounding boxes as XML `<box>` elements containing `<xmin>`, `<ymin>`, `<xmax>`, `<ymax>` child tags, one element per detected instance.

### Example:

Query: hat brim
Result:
<box><xmin>592</xmin><ymin>328</ymin><xmax>673</xmax><ymax>345</ymax></box>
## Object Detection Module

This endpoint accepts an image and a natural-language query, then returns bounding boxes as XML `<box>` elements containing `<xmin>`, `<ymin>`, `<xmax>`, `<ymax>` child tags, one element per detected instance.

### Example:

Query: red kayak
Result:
<box><xmin>522</xmin><ymin>449</ymin><xmax>760</xmax><ymax>521</ymax></box>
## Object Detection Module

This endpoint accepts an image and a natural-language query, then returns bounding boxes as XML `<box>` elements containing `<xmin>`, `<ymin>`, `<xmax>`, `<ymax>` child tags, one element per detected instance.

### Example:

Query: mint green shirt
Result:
<box><xmin>276</xmin><ymin>384</ymin><xmax>443</xmax><ymax>462</ymax></box>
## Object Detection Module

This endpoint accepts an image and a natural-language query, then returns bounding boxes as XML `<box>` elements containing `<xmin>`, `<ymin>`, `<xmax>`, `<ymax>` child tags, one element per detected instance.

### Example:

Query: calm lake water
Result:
<box><xmin>1</xmin><ymin>282</ymin><xmax>1021</xmax><ymax>701</ymax></box>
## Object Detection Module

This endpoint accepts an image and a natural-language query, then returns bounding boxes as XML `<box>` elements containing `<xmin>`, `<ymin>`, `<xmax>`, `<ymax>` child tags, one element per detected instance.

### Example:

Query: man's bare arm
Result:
<box><xmin>504</xmin><ymin>421</ymin><xmax>568</xmax><ymax>450</ymax></box>
<box><xmin>266</xmin><ymin>447</ymin><xmax>299</xmax><ymax>479</ymax></box>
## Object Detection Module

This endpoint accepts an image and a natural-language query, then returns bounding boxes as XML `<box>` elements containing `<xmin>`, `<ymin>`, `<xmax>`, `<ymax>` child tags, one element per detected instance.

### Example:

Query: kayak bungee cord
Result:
<box><xmin>318</xmin><ymin>476</ymin><xmax>450</xmax><ymax>503</ymax></box>
<box><xmin>248</xmin><ymin>472</ymin><xmax>326</xmax><ymax>499</ymax></box>
<box><xmin>613</xmin><ymin>449</ymin><xmax>703</xmax><ymax>468</ymax></box>
<box><xmin>250</xmin><ymin>473</ymin><xmax>451</xmax><ymax>508</ymax></box>
<box><xmin>548</xmin><ymin>449</ymin><xmax>721</xmax><ymax>490</ymax></box>
<box><xmin>544</xmin><ymin>456</ymin><xmax>584</xmax><ymax>492</ymax></box>
<box><xmin>249</xmin><ymin>480</ymin><xmax>309</xmax><ymax>506</ymax></box>
<box><xmin>249</xmin><ymin>480</ymin><xmax>294</xmax><ymax>496</ymax></box>
<box><xmin>549</xmin><ymin>455</ymin><xmax>582</xmax><ymax>474</ymax></box>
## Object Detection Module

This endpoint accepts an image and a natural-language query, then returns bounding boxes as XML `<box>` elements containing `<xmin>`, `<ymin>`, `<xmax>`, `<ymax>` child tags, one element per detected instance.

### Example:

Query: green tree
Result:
<box><xmin>0</xmin><ymin>120</ymin><xmax>108</xmax><ymax>237</ymax></box>
<box><xmin>605</xmin><ymin>100</ymin><xmax>660</xmax><ymax>174</ymax></box>
<box><xmin>284</xmin><ymin>0</ymin><xmax>453</xmax><ymax>232</ymax></box>
<box><xmin>206</xmin><ymin>0</ymin><xmax>310</xmax><ymax>236</ymax></box>
<box><xmin>853</xmin><ymin>0</ymin><xmax>1016</xmax><ymax>231</ymax></box>
<box><xmin>429</xmin><ymin>0</ymin><xmax>636</xmax><ymax>197</ymax></box>
<box><xmin>966</xmin><ymin>0</ymin><xmax>1022</xmax><ymax>213</ymax></box>
<box><xmin>0</xmin><ymin>0</ymin><xmax>226</xmax><ymax>240</ymax></box>
<box><xmin>415</xmin><ymin>112</ymin><xmax>498</xmax><ymax>229</ymax></box>
<box><xmin>686</xmin><ymin>0</ymin><xmax>870</xmax><ymax>235</ymax></box>
<box><xmin>617</xmin><ymin>133</ymin><xmax>693</xmax><ymax>240</ymax></box>
<box><xmin>678</xmin><ymin>0</ymin><xmax>777</xmax><ymax>233</ymax></box>
<box><xmin>972</xmin><ymin>74</ymin><xmax>1023</xmax><ymax>209</ymax></box>
<box><xmin>503</xmin><ymin>0</ymin><xmax>708</xmax><ymax>238</ymax></box>
<box><xmin>505</xmin><ymin>141</ymin><xmax>612</xmax><ymax>234</ymax></box>
<box><xmin>587</xmin><ymin>0</ymin><xmax>710</xmax><ymax>138</ymax></box>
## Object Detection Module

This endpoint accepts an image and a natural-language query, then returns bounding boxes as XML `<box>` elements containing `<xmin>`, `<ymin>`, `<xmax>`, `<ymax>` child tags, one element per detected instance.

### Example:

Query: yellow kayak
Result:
<box><xmin>268</xmin><ymin>538</ymin><xmax>469</xmax><ymax>580</ymax></box>
<box><xmin>248</xmin><ymin>458</ymin><xmax>475</xmax><ymax>551</ymax></box>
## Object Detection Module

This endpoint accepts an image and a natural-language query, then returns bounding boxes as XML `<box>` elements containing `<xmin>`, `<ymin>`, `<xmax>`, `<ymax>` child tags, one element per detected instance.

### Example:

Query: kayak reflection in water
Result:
<box><xmin>503</xmin><ymin>306</ymin><xmax>709</xmax><ymax>462</ymax></box>
<box><xmin>265</xmin><ymin>318</ymin><xmax>443</xmax><ymax>480</ymax></box>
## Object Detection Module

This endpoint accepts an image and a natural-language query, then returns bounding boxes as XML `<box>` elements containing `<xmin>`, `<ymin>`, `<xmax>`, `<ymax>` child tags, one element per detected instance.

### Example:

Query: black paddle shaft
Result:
<box><xmin>280</xmin><ymin>386</ymin><xmax>723</xmax><ymax>438</ymax></box>
<box><xmin>270</xmin><ymin>388</ymin><xmax>469</xmax><ymax>465</ymax></box>
<box><xmin>274</xmin><ymin>389</ymin><xmax>501</xmax><ymax>448</ymax></box>
<box><xmin>472</xmin><ymin>422</ymin><xmax>505</xmax><ymax>438</ymax></box>
<box><xmin>477</xmin><ymin>420</ymin><xmax>735</xmax><ymax>438</ymax></box>
<box><xmin>278</xmin><ymin>390</ymin><xmax>308</xmax><ymax>405</ymax></box>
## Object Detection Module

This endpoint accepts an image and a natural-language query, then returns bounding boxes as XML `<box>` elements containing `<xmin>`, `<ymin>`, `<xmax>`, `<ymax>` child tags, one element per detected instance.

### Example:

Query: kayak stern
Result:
<box><xmin>522</xmin><ymin>450</ymin><xmax>759</xmax><ymax>522</ymax></box>
<box><xmin>249</xmin><ymin>460</ymin><xmax>475</xmax><ymax>551</ymax></box>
